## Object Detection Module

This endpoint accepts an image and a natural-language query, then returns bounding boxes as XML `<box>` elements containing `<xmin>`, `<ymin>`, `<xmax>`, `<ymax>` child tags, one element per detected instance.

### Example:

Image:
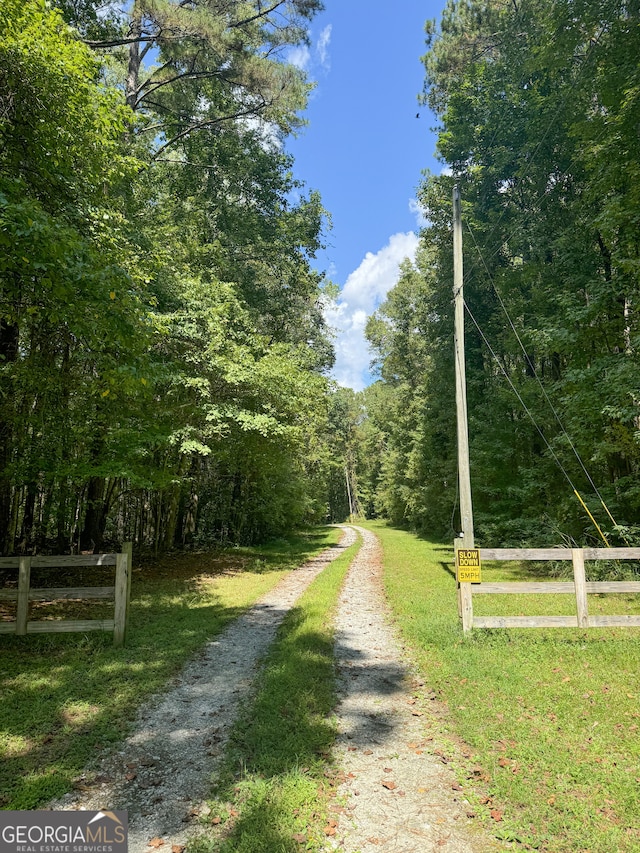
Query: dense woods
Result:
<box><xmin>3</xmin><ymin>0</ymin><xmax>640</xmax><ymax>555</ymax></box>
<box><xmin>355</xmin><ymin>0</ymin><xmax>640</xmax><ymax>546</ymax></box>
<box><xmin>0</xmin><ymin>0</ymin><xmax>337</xmax><ymax>554</ymax></box>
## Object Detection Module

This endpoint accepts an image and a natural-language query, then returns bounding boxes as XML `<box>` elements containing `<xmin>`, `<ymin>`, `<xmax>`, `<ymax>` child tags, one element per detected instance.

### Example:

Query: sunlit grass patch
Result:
<box><xmin>0</xmin><ymin>527</ymin><xmax>341</xmax><ymax>810</ymax></box>
<box><xmin>366</xmin><ymin>520</ymin><xmax>640</xmax><ymax>853</ymax></box>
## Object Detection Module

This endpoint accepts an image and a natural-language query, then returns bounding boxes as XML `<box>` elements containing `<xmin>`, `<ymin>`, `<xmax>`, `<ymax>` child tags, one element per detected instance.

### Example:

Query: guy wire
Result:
<box><xmin>463</xmin><ymin>298</ymin><xmax>611</xmax><ymax>548</ymax></box>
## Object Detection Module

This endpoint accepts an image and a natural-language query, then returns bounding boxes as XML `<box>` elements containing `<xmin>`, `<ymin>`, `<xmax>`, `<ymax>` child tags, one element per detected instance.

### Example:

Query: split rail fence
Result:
<box><xmin>458</xmin><ymin>546</ymin><xmax>640</xmax><ymax>632</ymax></box>
<box><xmin>0</xmin><ymin>543</ymin><xmax>132</xmax><ymax>646</ymax></box>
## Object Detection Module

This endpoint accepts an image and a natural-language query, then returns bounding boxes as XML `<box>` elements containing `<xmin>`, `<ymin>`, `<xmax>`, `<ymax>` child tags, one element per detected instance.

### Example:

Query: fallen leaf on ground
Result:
<box><xmin>211</xmin><ymin>817</ymin><xmax>221</xmax><ymax>825</ymax></box>
<box><xmin>382</xmin><ymin>780</ymin><xmax>397</xmax><ymax>790</ymax></box>
<box><xmin>292</xmin><ymin>833</ymin><xmax>306</xmax><ymax>844</ymax></box>
<box><xmin>490</xmin><ymin>810</ymin><xmax>504</xmax><ymax>822</ymax></box>
<box><xmin>147</xmin><ymin>839</ymin><xmax>164</xmax><ymax>849</ymax></box>
<box><xmin>171</xmin><ymin>846</ymin><xmax>185</xmax><ymax>853</ymax></box>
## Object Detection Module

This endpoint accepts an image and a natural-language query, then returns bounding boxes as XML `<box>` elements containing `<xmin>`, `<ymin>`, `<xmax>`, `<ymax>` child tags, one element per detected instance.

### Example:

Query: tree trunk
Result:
<box><xmin>56</xmin><ymin>477</ymin><xmax>70</xmax><ymax>552</ymax></box>
<box><xmin>0</xmin><ymin>319</ymin><xmax>19</xmax><ymax>554</ymax></box>
<box><xmin>18</xmin><ymin>480</ymin><xmax>37</xmax><ymax>554</ymax></box>
<box><xmin>126</xmin><ymin>10</ymin><xmax>142</xmax><ymax>111</ymax></box>
<box><xmin>79</xmin><ymin>477</ymin><xmax>107</xmax><ymax>552</ymax></box>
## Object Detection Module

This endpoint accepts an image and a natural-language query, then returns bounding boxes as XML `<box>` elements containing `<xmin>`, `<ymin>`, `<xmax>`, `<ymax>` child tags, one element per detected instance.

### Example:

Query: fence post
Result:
<box><xmin>113</xmin><ymin>543</ymin><xmax>132</xmax><ymax>647</ymax></box>
<box><xmin>123</xmin><ymin>541</ymin><xmax>133</xmax><ymax>628</ymax></box>
<box><xmin>16</xmin><ymin>557</ymin><xmax>31</xmax><ymax>635</ymax></box>
<box><xmin>572</xmin><ymin>548</ymin><xmax>589</xmax><ymax>628</ymax></box>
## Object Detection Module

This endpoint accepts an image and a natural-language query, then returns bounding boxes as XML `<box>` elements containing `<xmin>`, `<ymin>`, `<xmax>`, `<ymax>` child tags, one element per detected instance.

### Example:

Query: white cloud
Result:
<box><xmin>288</xmin><ymin>44</ymin><xmax>311</xmax><ymax>71</ymax></box>
<box><xmin>409</xmin><ymin>197</ymin><xmax>430</xmax><ymax>229</ymax></box>
<box><xmin>316</xmin><ymin>24</ymin><xmax>332</xmax><ymax>69</ymax></box>
<box><xmin>288</xmin><ymin>25</ymin><xmax>331</xmax><ymax>75</ymax></box>
<box><xmin>325</xmin><ymin>232</ymin><xmax>420</xmax><ymax>391</ymax></box>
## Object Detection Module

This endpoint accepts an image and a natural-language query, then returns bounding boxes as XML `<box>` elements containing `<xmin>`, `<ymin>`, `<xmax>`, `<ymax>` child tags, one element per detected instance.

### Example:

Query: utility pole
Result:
<box><xmin>453</xmin><ymin>186</ymin><xmax>475</xmax><ymax>631</ymax></box>
<box><xmin>345</xmin><ymin>465</ymin><xmax>354</xmax><ymax>518</ymax></box>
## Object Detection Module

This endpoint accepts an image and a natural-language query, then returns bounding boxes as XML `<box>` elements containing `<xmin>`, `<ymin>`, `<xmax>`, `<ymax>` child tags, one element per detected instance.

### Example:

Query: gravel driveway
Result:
<box><xmin>324</xmin><ymin>525</ymin><xmax>499</xmax><ymax>852</ymax></box>
<box><xmin>52</xmin><ymin>527</ymin><xmax>358</xmax><ymax>853</ymax></box>
<box><xmin>52</xmin><ymin>525</ymin><xmax>499</xmax><ymax>852</ymax></box>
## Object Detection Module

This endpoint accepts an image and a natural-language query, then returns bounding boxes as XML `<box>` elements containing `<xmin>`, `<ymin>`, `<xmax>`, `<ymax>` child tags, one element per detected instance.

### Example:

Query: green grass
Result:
<box><xmin>364</xmin><ymin>520</ymin><xmax>640</xmax><ymax>852</ymax></box>
<box><xmin>190</xmin><ymin>534</ymin><xmax>362</xmax><ymax>853</ymax></box>
<box><xmin>0</xmin><ymin>527</ymin><xmax>341</xmax><ymax>810</ymax></box>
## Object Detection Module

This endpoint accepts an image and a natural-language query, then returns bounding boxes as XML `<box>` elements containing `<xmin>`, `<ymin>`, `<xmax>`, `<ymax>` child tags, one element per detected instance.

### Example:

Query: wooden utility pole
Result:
<box><xmin>453</xmin><ymin>186</ymin><xmax>475</xmax><ymax>631</ymax></box>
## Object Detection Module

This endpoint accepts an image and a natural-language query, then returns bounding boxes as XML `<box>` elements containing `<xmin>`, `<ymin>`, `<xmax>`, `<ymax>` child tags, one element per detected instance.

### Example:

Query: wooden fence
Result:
<box><xmin>0</xmin><ymin>543</ymin><xmax>132</xmax><ymax>646</ymax></box>
<box><xmin>457</xmin><ymin>546</ymin><xmax>640</xmax><ymax>632</ymax></box>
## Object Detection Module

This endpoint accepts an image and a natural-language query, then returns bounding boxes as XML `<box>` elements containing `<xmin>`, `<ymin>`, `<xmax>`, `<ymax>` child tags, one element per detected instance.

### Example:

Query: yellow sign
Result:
<box><xmin>456</xmin><ymin>548</ymin><xmax>481</xmax><ymax>583</ymax></box>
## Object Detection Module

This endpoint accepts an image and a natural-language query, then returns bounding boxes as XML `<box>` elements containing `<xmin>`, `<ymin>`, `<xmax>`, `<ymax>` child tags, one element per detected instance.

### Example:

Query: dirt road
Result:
<box><xmin>52</xmin><ymin>525</ymin><xmax>499</xmax><ymax>852</ymax></box>
<box><xmin>325</xmin><ymin>525</ymin><xmax>498</xmax><ymax>851</ymax></box>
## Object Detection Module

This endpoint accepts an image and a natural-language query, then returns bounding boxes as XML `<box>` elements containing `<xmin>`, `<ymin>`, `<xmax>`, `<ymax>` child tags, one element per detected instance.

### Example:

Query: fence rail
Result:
<box><xmin>0</xmin><ymin>543</ymin><xmax>132</xmax><ymax>646</ymax></box>
<box><xmin>457</xmin><ymin>545</ymin><xmax>640</xmax><ymax>632</ymax></box>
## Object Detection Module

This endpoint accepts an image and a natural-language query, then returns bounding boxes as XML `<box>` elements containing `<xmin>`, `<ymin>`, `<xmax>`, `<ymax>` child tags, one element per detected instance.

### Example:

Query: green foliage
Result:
<box><xmin>363</xmin><ymin>0</ymin><xmax>640</xmax><ymax>545</ymax></box>
<box><xmin>0</xmin><ymin>0</ymin><xmax>134</xmax><ymax>208</ymax></box>
<box><xmin>0</xmin><ymin>0</ymin><xmax>332</xmax><ymax>552</ymax></box>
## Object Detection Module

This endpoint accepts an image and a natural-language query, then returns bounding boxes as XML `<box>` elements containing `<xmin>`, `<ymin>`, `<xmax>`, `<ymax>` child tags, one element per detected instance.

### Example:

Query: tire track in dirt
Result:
<box><xmin>51</xmin><ymin>527</ymin><xmax>358</xmax><ymax>853</ymax></box>
<box><xmin>325</xmin><ymin>525</ymin><xmax>499</xmax><ymax>852</ymax></box>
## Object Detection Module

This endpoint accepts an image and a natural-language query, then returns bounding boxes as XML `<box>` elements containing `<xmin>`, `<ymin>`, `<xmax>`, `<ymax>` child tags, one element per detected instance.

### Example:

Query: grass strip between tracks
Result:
<box><xmin>191</xmin><ymin>532</ymin><xmax>362</xmax><ymax>853</ymax></box>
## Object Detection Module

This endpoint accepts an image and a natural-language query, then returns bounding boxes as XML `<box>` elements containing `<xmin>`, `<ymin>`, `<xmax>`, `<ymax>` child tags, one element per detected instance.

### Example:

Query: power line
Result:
<box><xmin>463</xmin><ymin>297</ymin><xmax>614</xmax><ymax>546</ymax></box>
<box><xmin>465</xmin><ymin>210</ymin><xmax>629</xmax><ymax>544</ymax></box>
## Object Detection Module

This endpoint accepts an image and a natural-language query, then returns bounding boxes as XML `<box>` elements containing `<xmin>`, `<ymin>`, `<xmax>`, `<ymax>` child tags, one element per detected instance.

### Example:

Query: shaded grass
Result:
<box><xmin>365</xmin><ymin>520</ymin><xmax>640</xmax><ymax>852</ymax></box>
<box><xmin>0</xmin><ymin>527</ymin><xmax>341</xmax><ymax>810</ymax></box>
<box><xmin>191</xmin><ymin>535</ymin><xmax>362</xmax><ymax>853</ymax></box>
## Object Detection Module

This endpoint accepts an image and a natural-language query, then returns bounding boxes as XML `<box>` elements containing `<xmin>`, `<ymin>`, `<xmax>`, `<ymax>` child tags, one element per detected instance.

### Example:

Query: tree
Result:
<box><xmin>70</xmin><ymin>0</ymin><xmax>323</xmax><ymax>155</ymax></box>
<box><xmin>0</xmin><ymin>0</ymin><xmax>151</xmax><ymax>553</ymax></box>
<box><xmin>365</xmin><ymin>0</ymin><xmax>640</xmax><ymax>544</ymax></box>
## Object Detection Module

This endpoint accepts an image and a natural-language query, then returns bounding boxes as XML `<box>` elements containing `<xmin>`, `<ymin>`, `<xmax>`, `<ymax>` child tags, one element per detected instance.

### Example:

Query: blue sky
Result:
<box><xmin>285</xmin><ymin>1</ymin><xmax>447</xmax><ymax>390</ymax></box>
